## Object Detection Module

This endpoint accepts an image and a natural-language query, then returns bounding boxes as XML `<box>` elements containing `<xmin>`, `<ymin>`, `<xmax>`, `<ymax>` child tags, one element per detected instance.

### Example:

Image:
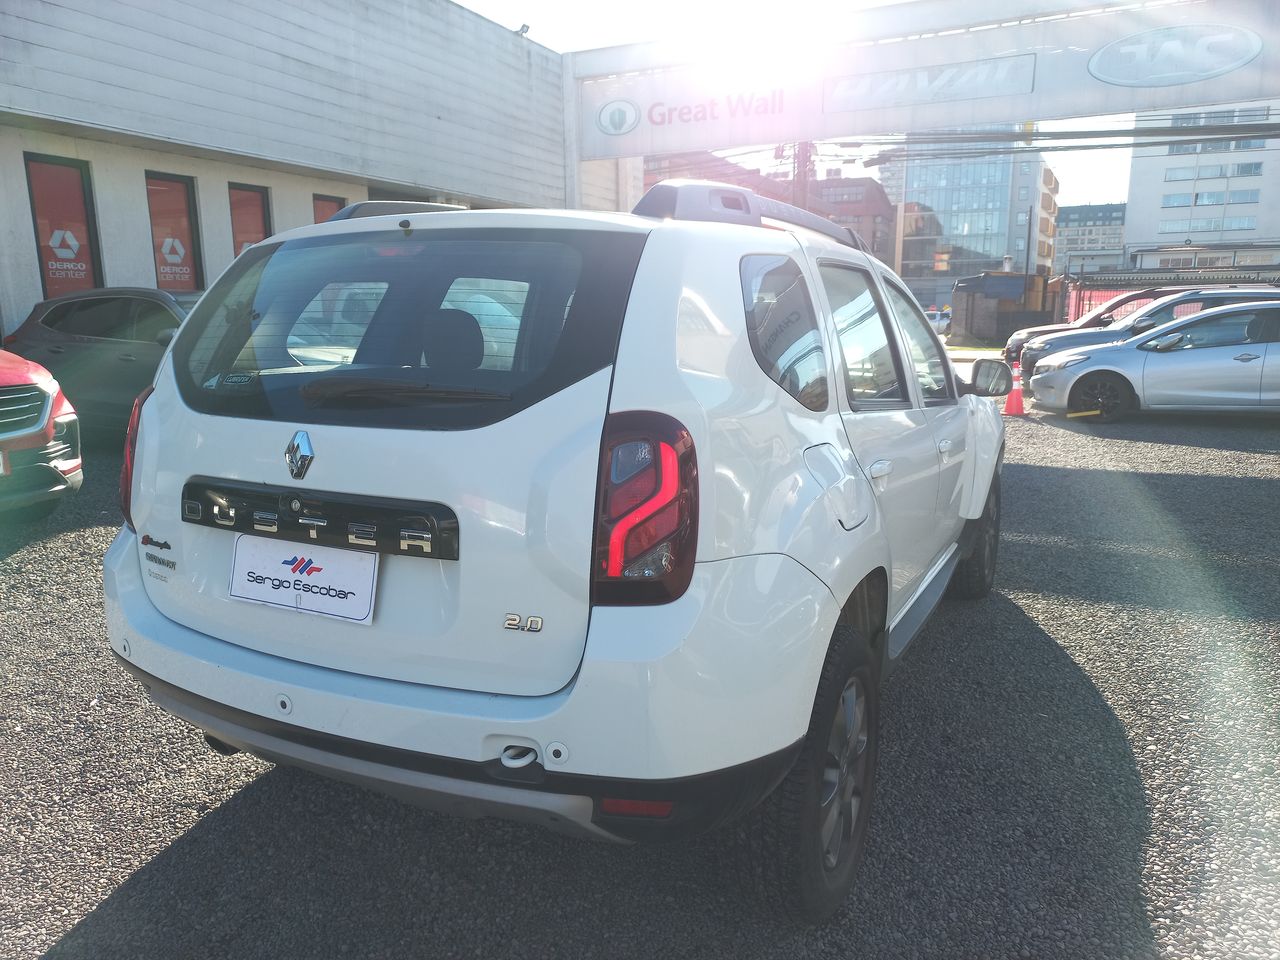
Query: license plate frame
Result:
<box><xmin>228</xmin><ymin>534</ymin><xmax>378</xmax><ymax>624</ymax></box>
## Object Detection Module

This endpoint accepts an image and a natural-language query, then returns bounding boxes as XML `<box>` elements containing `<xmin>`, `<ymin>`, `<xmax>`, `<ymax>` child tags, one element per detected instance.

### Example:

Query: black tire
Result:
<box><xmin>736</xmin><ymin>624</ymin><xmax>879</xmax><ymax>923</ymax></box>
<box><xmin>949</xmin><ymin>474</ymin><xmax>999</xmax><ymax>600</ymax></box>
<box><xmin>1069</xmin><ymin>371</ymin><xmax>1133</xmax><ymax>423</ymax></box>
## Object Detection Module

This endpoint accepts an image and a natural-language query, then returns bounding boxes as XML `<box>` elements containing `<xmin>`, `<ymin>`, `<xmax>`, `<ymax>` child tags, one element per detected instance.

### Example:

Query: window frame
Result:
<box><xmin>312</xmin><ymin>194</ymin><xmax>347</xmax><ymax>223</ymax></box>
<box><xmin>1170</xmin><ymin>309</ymin><xmax>1276</xmax><ymax>350</ymax></box>
<box><xmin>878</xmin><ymin>275</ymin><xmax>957</xmax><ymax>407</ymax></box>
<box><xmin>145</xmin><ymin>170</ymin><xmax>205</xmax><ymax>290</ymax></box>
<box><xmin>23</xmin><ymin>152</ymin><xmax>106</xmax><ymax>299</ymax></box>
<box><xmin>228</xmin><ymin>182</ymin><xmax>273</xmax><ymax>255</ymax></box>
<box><xmin>815</xmin><ymin>258</ymin><xmax>912</xmax><ymax>413</ymax></box>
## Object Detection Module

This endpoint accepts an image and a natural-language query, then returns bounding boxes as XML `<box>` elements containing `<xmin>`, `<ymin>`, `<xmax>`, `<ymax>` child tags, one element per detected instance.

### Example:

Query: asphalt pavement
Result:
<box><xmin>2</xmin><ymin>411</ymin><xmax>1278</xmax><ymax>959</ymax></box>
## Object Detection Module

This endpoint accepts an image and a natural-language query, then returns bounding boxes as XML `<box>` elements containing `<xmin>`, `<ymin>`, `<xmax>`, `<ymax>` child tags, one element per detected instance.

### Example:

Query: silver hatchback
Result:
<box><xmin>1028</xmin><ymin>301</ymin><xmax>1280</xmax><ymax>421</ymax></box>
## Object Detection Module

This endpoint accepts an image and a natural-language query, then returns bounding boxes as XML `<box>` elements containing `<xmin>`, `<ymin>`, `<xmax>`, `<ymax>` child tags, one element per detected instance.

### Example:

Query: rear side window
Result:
<box><xmin>45</xmin><ymin>297</ymin><xmax>134</xmax><ymax>340</ymax></box>
<box><xmin>817</xmin><ymin>264</ymin><xmax>905</xmax><ymax>405</ymax></box>
<box><xmin>173</xmin><ymin>228</ymin><xmax>648</xmax><ymax>430</ymax></box>
<box><xmin>739</xmin><ymin>255</ymin><xmax>828</xmax><ymax>411</ymax></box>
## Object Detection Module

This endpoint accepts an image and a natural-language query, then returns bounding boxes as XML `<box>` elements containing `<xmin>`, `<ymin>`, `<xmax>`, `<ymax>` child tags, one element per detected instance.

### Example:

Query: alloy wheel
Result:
<box><xmin>819</xmin><ymin>676</ymin><xmax>870</xmax><ymax>871</ymax></box>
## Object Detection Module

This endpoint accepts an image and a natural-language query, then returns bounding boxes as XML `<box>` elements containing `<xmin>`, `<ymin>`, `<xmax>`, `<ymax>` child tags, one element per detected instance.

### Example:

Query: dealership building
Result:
<box><xmin>0</xmin><ymin>0</ymin><xmax>640</xmax><ymax>335</ymax></box>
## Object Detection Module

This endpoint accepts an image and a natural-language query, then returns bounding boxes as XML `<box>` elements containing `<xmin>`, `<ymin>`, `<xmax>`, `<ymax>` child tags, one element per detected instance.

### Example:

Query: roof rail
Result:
<box><xmin>327</xmin><ymin>200</ymin><xmax>466</xmax><ymax>221</ymax></box>
<box><xmin>632</xmin><ymin>179</ymin><xmax>871</xmax><ymax>253</ymax></box>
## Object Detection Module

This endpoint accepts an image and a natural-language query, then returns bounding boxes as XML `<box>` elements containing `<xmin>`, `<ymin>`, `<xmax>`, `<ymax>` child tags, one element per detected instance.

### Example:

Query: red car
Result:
<box><xmin>0</xmin><ymin>349</ymin><xmax>82</xmax><ymax>518</ymax></box>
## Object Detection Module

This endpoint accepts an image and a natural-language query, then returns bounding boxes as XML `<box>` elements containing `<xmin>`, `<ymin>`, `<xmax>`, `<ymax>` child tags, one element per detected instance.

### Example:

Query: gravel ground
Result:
<box><xmin>2</xmin><ymin>411</ymin><xmax>1278</xmax><ymax>959</ymax></box>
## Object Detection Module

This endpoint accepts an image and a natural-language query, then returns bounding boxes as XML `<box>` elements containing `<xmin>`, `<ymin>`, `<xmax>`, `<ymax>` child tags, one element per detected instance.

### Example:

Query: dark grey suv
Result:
<box><xmin>5</xmin><ymin>288</ymin><xmax>199</xmax><ymax>433</ymax></box>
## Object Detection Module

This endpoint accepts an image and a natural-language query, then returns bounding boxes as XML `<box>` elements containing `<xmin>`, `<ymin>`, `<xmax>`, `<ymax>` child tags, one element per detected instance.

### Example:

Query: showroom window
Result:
<box><xmin>24</xmin><ymin>153</ymin><xmax>103</xmax><ymax>298</ymax></box>
<box><xmin>229</xmin><ymin>184</ymin><xmax>271</xmax><ymax>255</ymax></box>
<box><xmin>145</xmin><ymin>172</ymin><xmax>204</xmax><ymax>291</ymax></box>
<box><xmin>313</xmin><ymin>195</ymin><xmax>346</xmax><ymax>222</ymax></box>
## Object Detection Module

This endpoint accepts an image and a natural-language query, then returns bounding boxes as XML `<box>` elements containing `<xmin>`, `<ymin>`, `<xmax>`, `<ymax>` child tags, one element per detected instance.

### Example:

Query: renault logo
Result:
<box><xmin>285</xmin><ymin>431</ymin><xmax>315</xmax><ymax>480</ymax></box>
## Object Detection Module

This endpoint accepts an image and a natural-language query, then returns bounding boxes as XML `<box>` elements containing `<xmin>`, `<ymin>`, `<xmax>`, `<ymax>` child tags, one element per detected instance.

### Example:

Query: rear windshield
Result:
<box><xmin>172</xmin><ymin>227</ymin><xmax>648</xmax><ymax>429</ymax></box>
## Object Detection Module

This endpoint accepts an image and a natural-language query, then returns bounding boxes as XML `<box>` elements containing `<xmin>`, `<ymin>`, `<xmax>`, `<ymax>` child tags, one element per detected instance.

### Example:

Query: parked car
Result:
<box><xmin>0</xmin><ymin>349</ymin><xmax>82</xmax><ymax>519</ymax></box>
<box><xmin>924</xmin><ymin>307</ymin><xmax>951</xmax><ymax>337</ymax></box>
<box><xmin>4</xmin><ymin>288</ymin><xmax>199</xmax><ymax>433</ymax></box>
<box><xmin>1019</xmin><ymin>287</ymin><xmax>1280</xmax><ymax>376</ymax></box>
<box><xmin>1003</xmin><ymin>286</ymin><xmax>1205</xmax><ymax>365</ymax></box>
<box><xmin>1028</xmin><ymin>301</ymin><xmax>1280</xmax><ymax>421</ymax></box>
<box><xmin>104</xmin><ymin>181</ymin><xmax>1011</xmax><ymax>921</ymax></box>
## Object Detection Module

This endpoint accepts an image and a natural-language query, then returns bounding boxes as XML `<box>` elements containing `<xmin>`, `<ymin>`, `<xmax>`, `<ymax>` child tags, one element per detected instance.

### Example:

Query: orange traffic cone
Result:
<box><xmin>1003</xmin><ymin>362</ymin><xmax>1026</xmax><ymax>416</ymax></box>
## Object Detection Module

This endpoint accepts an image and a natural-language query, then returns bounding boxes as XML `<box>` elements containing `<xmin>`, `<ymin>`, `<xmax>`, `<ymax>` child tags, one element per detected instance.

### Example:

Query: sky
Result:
<box><xmin>458</xmin><ymin>0</ymin><xmax>1132</xmax><ymax>206</ymax></box>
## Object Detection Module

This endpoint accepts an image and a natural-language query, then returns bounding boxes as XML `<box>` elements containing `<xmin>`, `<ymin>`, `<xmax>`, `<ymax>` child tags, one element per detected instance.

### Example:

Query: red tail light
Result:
<box><xmin>119</xmin><ymin>386</ymin><xmax>154</xmax><ymax>531</ymax></box>
<box><xmin>593</xmin><ymin>411</ymin><xmax>697</xmax><ymax>605</ymax></box>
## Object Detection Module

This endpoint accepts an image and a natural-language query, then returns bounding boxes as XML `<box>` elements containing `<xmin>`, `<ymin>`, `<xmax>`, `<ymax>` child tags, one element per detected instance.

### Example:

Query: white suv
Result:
<box><xmin>105</xmin><ymin>181</ymin><xmax>1011</xmax><ymax>921</ymax></box>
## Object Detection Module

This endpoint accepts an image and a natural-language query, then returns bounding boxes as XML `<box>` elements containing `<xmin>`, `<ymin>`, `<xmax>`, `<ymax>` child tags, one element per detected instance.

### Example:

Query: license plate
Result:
<box><xmin>229</xmin><ymin>534</ymin><xmax>377</xmax><ymax>624</ymax></box>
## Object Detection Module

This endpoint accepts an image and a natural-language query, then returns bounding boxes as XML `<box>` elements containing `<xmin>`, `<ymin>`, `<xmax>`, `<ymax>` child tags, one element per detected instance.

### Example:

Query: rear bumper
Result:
<box><xmin>104</xmin><ymin>528</ymin><xmax>837</xmax><ymax>841</ymax></box>
<box><xmin>113</xmin><ymin>653</ymin><xmax>798</xmax><ymax>842</ymax></box>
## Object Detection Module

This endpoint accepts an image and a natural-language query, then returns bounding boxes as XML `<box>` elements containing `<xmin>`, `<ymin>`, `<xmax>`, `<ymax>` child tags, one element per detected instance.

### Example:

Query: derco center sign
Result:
<box><xmin>576</xmin><ymin>0</ymin><xmax>1276</xmax><ymax>160</ymax></box>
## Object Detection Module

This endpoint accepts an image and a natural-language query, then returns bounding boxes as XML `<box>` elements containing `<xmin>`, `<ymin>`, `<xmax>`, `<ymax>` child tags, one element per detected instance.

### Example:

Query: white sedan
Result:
<box><xmin>1028</xmin><ymin>300</ymin><xmax>1280</xmax><ymax>421</ymax></box>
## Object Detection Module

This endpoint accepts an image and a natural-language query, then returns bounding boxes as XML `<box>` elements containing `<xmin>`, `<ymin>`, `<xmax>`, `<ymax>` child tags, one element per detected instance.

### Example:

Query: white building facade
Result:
<box><xmin>0</xmin><ymin>0</ymin><xmax>639</xmax><ymax>334</ymax></box>
<box><xmin>1124</xmin><ymin>100</ymin><xmax>1279</xmax><ymax>271</ymax></box>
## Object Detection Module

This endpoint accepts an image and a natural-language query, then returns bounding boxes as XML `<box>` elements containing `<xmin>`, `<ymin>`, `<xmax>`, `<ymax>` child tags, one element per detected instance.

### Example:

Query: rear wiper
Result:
<box><xmin>301</xmin><ymin>377</ymin><xmax>511</xmax><ymax>406</ymax></box>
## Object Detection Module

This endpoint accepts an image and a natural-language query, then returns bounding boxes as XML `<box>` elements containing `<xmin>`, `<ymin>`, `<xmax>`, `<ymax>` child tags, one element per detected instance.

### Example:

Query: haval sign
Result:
<box><xmin>1088</xmin><ymin>24</ymin><xmax>1263</xmax><ymax>86</ymax></box>
<box><xmin>572</xmin><ymin>0</ymin><xmax>1277</xmax><ymax>160</ymax></box>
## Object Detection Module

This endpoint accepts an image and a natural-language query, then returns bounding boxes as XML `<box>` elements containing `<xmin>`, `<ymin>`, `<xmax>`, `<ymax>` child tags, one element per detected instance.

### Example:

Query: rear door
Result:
<box><xmin>813</xmin><ymin>259</ymin><xmax>941</xmax><ymax>616</ymax></box>
<box><xmin>878</xmin><ymin>277</ymin><xmax>969</xmax><ymax>550</ymax></box>
<box><xmin>1142</xmin><ymin>309</ymin><xmax>1270</xmax><ymax>406</ymax></box>
<box><xmin>117</xmin><ymin>299</ymin><xmax>179</xmax><ymax>406</ymax></box>
<box><xmin>133</xmin><ymin>221</ymin><xmax>649</xmax><ymax>697</ymax></box>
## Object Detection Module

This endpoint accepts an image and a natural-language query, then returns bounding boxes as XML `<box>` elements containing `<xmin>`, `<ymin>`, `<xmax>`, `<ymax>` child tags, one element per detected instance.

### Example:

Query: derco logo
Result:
<box><xmin>160</xmin><ymin>237</ymin><xmax>186</xmax><ymax>264</ymax></box>
<box><xmin>283</xmin><ymin>555</ymin><xmax>324</xmax><ymax>576</ymax></box>
<box><xmin>1089</xmin><ymin>24</ymin><xmax>1263</xmax><ymax>87</ymax></box>
<box><xmin>49</xmin><ymin>229</ymin><xmax>80</xmax><ymax>260</ymax></box>
<box><xmin>596</xmin><ymin>99</ymin><xmax>641</xmax><ymax>136</ymax></box>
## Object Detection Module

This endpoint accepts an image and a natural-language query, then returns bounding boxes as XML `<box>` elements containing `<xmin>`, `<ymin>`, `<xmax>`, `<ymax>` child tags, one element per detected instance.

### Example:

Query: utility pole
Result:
<box><xmin>793</xmin><ymin>141</ymin><xmax>812</xmax><ymax>211</ymax></box>
<box><xmin>1021</xmin><ymin>203</ymin><xmax>1034</xmax><ymax>311</ymax></box>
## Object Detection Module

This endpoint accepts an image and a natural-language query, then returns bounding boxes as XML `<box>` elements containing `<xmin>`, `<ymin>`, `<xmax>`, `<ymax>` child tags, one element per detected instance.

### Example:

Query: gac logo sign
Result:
<box><xmin>49</xmin><ymin>229</ymin><xmax>80</xmax><ymax>260</ymax></box>
<box><xmin>161</xmin><ymin>237</ymin><xmax>186</xmax><ymax>263</ymax></box>
<box><xmin>1089</xmin><ymin>24</ymin><xmax>1262</xmax><ymax>87</ymax></box>
<box><xmin>596</xmin><ymin>99</ymin><xmax>641</xmax><ymax>136</ymax></box>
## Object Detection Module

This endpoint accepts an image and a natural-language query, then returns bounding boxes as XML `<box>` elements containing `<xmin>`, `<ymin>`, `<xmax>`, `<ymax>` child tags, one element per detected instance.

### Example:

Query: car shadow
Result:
<box><xmin>44</xmin><ymin>596</ymin><xmax>1158</xmax><ymax>959</ymax></box>
<box><xmin>0</xmin><ymin>447</ymin><xmax>123</xmax><ymax>563</ymax></box>
<box><xmin>1028</xmin><ymin>408</ymin><xmax>1280</xmax><ymax>454</ymax></box>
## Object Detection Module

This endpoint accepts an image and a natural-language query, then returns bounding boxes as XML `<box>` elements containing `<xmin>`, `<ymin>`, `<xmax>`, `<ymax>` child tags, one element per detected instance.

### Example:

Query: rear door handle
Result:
<box><xmin>937</xmin><ymin>439</ymin><xmax>954</xmax><ymax>455</ymax></box>
<box><xmin>118</xmin><ymin>354</ymin><xmax>138</xmax><ymax>362</ymax></box>
<box><xmin>46</xmin><ymin>345</ymin><xmax>66</xmax><ymax>354</ymax></box>
<box><xmin>868</xmin><ymin>459</ymin><xmax>893</xmax><ymax>479</ymax></box>
<box><xmin>1234</xmin><ymin>353</ymin><xmax>1261</xmax><ymax>362</ymax></box>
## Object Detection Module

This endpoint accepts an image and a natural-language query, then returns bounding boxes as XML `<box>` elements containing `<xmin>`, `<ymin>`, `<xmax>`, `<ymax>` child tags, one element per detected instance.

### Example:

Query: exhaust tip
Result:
<box><xmin>204</xmin><ymin>733</ymin><xmax>241</xmax><ymax>756</ymax></box>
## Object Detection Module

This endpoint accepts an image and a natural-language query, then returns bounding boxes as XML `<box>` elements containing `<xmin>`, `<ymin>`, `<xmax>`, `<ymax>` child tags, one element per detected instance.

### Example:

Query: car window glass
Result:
<box><xmin>286</xmin><ymin>282</ymin><xmax>389</xmax><ymax>366</ymax></box>
<box><xmin>440</xmin><ymin>278</ymin><xmax>529</xmax><ymax>371</ymax></box>
<box><xmin>881</xmin><ymin>281</ymin><xmax>952</xmax><ymax>402</ymax></box>
<box><xmin>133</xmin><ymin>301</ymin><xmax>179</xmax><ymax>342</ymax></box>
<box><xmin>1175</xmin><ymin>311</ymin><xmax>1270</xmax><ymax>350</ymax></box>
<box><xmin>37</xmin><ymin>302</ymin><xmax>77</xmax><ymax>332</ymax></box>
<box><xmin>52</xmin><ymin>298</ymin><xmax>135</xmax><ymax>340</ymax></box>
<box><xmin>817</xmin><ymin>263</ymin><xmax>905</xmax><ymax>404</ymax></box>
<box><xmin>740</xmin><ymin>254</ymin><xmax>828</xmax><ymax>411</ymax></box>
